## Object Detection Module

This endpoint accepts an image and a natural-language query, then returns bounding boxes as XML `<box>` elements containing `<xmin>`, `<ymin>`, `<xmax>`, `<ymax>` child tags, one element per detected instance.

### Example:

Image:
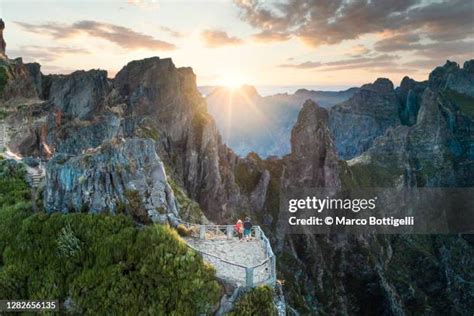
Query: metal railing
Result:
<box><xmin>179</xmin><ymin>222</ymin><xmax>276</xmax><ymax>288</ymax></box>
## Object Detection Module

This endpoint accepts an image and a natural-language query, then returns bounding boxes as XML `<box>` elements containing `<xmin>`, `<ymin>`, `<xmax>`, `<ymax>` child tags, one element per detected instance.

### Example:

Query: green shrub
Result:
<box><xmin>176</xmin><ymin>223</ymin><xmax>192</xmax><ymax>237</ymax></box>
<box><xmin>234</xmin><ymin>163</ymin><xmax>261</xmax><ymax>195</ymax></box>
<box><xmin>444</xmin><ymin>89</ymin><xmax>474</xmax><ymax>118</ymax></box>
<box><xmin>0</xmin><ymin>160</ymin><xmax>29</xmax><ymax>206</ymax></box>
<box><xmin>0</xmin><ymin>109</ymin><xmax>7</xmax><ymax>120</ymax></box>
<box><xmin>230</xmin><ymin>286</ymin><xmax>277</xmax><ymax>316</ymax></box>
<box><xmin>168</xmin><ymin>177</ymin><xmax>207</xmax><ymax>223</ymax></box>
<box><xmin>124</xmin><ymin>189</ymin><xmax>151</xmax><ymax>224</ymax></box>
<box><xmin>0</xmin><ymin>66</ymin><xmax>8</xmax><ymax>97</ymax></box>
<box><xmin>0</xmin><ymin>212</ymin><xmax>221</xmax><ymax>314</ymax></box>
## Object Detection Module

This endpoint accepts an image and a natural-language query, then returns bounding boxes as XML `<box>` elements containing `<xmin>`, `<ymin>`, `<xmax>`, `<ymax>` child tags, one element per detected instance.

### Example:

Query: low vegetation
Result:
<box><xmin>230</xmin><ymin>286</ymin><xmax>277</xmax><ymax>316</ymax></box>
<box><xmin>0</xmin><ymin>65</ymin><xmax>8</xmax><ymax>97</ymax></box>
<box><xmin>444</xmin><ymin>89</ymin><xmax>474</xmax><ymax>118</ymax></box>
<box><xmin>168</xmin><ymin>176</ymin><xmax>208</xmax><ymax>223</ymax></box>
<box><xmin>0</xmin><ymin>160</ymin><xmax>221</xmax><ymax>315</ymax></box>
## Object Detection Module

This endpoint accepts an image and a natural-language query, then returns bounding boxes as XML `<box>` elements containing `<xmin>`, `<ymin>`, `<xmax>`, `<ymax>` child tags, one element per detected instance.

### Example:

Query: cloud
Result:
<box><xmin>280</xmin><ymin>61</ymin><xmax>322</xmax><ymax>69</ymax></box>
<box><xmin>349</xmin><ymin>44</ymin><xmax>371</xmax><ymax>57</ymax></box>
<box><xmin>402</xmin><ymin>59</ymin><xmax>445</xmax><ymax>69</ymax></box>
<box><xmin>15</xmin><ymin>20</ymin><xmax>176</xmax><ymax>50</ymax></box>
<box><xmin>9</xmin><ymin>45</ymin><xmax>90</xmax><ymax>62</ymax></box>
<box><xmin>414</xmin><ymin>41</ymin><xmax>474</xmax><ymax>61</ymax></box>
<box><xmin>404</xmin><ymin>0</ymin><xmax>474</xmax><ymax>42</ymax></box>
<box><xmin>280</xmin><ymin>54</ymin><xmax>399</xmax><ymax>71</ymax></box>
<box><xmin>234</xmin><ymin>0</ymin><xmax>474</xmax><ymax>57</ymax></box>
<box><xmin>159</xmin><ymin>26</ymin><xmax>185</xmax><ymax>38</ymax></box>
<box><xmin>201</xmin><ymin>30</ymin><xmax>243</xmax><ymax>48</ymax></box>
<box><xmin>374</xmin><ymin>33</ymin><xmax>421</xmax><ymax>52</ymax></box>
<box><xmin>251</xmin><ymin>30</ymin><xmax>290</xmax><ymax>42</ymax></box>
<box><xmin>375</xmin><ymin>33</ymin><xmax>473</xmax><ymax>65</ymax></box>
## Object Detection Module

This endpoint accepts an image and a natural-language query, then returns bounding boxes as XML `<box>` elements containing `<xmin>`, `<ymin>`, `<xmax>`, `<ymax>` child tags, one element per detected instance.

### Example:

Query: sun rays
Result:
<box><xmin>216</xmin><ymin>84</ymin><xmax>278</xmax><ymax>151</ymax></box>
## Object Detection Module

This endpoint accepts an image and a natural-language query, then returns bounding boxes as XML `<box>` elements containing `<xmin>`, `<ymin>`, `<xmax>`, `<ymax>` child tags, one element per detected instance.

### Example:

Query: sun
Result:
<box><xmin>217</xmin><ymin>74</ymin><xmax>247</xmax><ymax>90</ymax></box>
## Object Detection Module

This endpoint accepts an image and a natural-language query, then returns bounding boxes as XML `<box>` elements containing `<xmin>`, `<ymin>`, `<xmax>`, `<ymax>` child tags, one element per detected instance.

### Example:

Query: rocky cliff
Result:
<box><xmin>0</xmin><ymin>56</ymin><xmax>270</xmax><ymax>224</ymax></box>
<box><xmin>262</xmin><ymin>65</ymin><xmax>473</xmax><ymax>315</ymax></box>
<box><xmin>350</xmin><ymin>61</ymin><xmax>474</xmax><ymax>188</ymax></box>
<box><xmin>44</xmin><ymin>138</ymin><xmax>179</xmax><ymax>223</ymax></box>
<box><xmin>396</xmin><ymin>76</ymin><xmax>427</xmax><ymax>126</ymax></box>
<box><xmin>1</xmin><ymin>53</ymin><xmax>472</xmax><ymax>314</ymax></box>
<box><xmin>0</xmin><ymin>58</ymin><xmax>41</xmax><ymax>100</ymax></box>
<box><xmin>329</xmin><ymin>78</ymin><xmax>401</xmax><ymax>160</ymax></box>
<box><xmin>283</xmin><ymin>100</ymin><xmax>340</xmax><ymax>189</ymax></box>
<box><xmin>274</xmin><ymin>61</ymin><xmax>474</xmax><ymax>314</ymax></box>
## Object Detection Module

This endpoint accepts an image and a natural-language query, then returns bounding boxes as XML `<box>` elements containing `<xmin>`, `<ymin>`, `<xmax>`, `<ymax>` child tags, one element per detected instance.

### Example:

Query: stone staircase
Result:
<box><xmin>0</xmin><ymin>122</ymin><xmax>45</xmax><ymax>188</ymax></box>
<box><xmin>27</xmin><ymin>170</ymin><xmax>44</xmax><ymax>188</ymax></box>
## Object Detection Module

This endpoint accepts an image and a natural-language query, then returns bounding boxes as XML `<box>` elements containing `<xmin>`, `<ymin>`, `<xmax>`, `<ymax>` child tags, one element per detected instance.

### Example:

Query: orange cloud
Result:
<box><xmin>251</xmin><ymin>30</ymin><xmax>290</xmax><ymax>43</ymax></box>
<box><xmin>16</xmin><ymin>20</ymin><xmax>176</xmax><ymax>51</ymax></box>
<box><xmin>201</xmin><ymin>30</ymin><xmax>243</xmax><ymax>48</ymax></box>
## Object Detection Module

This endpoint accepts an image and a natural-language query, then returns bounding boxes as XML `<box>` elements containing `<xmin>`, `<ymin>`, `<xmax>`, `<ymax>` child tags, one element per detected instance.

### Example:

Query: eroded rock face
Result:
<box><xmin>272</xmin><ymin>90</ymin><xmax>473</xmax><ymax>314</ymax></box>
<box><xmin>284</xmin><ymin>100</ymin><xmax>340</xmax><ymax>189</ymax></box>
<box><xmin>429</xmin><ymin>60</ymin><xmax>474</xmax><ymax>97</ymax></box>
<box><xmin>352</xmin><ymin>86</ymin><xmax>472</xmax><ymax>188</ymax></box>
<box><xmin>329</xmin><ymin>78</ymin><xmax>401</xmax><ymax>159</ymax></box>
<box><xmin>0</xmin><ymin>58</ymin><xmax>41</xmax><ymax>100</ymax></box>
<box><xmin>43</xmin><ymin>70</ymin><xmax>110</xmax><ymax>119</ymax></box>
<box><xmin>113</xmin><ymin>57</ymin><xmax>244</xmax><ymax>222</ymax></box>
<box><xmin>10</xmin><ymin>56</ymin><xmax>264</xmax><ymax>223</ymax></box>
<box><xmin>44</xmin><ymin>138</ymin><xmax>178</xmax><ymax>223</ymax></box>
<box><xmin>396</xmin><ymin>76</ymin><xmax>427</xmax><ymax>126</ymax></box>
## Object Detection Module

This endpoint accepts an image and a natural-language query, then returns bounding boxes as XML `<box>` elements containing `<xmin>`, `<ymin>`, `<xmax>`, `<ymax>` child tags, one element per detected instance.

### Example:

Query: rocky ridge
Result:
<box><xmin>0</xmin><ymin>53</ymin><xmax>473</xmax><ymax>314</ymax></box>
<box><xmin>0</xmin><ymin>56</ymin><xmax>271</xmax><ymax>224</ymax></box>
<box><xmin>329</xmin><ymin>78</ymin><xmax>401</xmax><ymax>160</ymax></box>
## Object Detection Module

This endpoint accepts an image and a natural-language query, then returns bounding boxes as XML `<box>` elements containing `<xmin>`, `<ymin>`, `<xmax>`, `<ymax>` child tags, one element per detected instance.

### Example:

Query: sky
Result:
<box><xmin>1</xmin><ymin>0</ymin><xmax>473</xmax><ymax>90</ymax></box>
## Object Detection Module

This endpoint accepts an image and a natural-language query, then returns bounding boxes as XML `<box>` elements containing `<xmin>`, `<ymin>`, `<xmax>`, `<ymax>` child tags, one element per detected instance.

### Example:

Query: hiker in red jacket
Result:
<box><xmin>235</xmin><ymin>219</ymin><xmax>243</xmax><ymax>240</ymax></box>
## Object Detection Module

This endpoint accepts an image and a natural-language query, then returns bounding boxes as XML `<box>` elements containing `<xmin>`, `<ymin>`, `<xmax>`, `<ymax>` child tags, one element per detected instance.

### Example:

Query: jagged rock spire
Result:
<box><xmin>284</xmin><ymin>99</ymin><xmax>341</xmax><ymax>189</ymax></box>
<box><xmin>0</xmin><ymin>18</ymin><xmax>6</xmax><ymax>58</ymax></box>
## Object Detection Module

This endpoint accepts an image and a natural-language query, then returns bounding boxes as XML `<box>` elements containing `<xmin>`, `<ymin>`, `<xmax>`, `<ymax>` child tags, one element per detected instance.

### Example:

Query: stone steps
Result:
<box><xmin>28</xmin><ymin>173</ymin><xmax>43</xmax><ymax>188</ymax></box>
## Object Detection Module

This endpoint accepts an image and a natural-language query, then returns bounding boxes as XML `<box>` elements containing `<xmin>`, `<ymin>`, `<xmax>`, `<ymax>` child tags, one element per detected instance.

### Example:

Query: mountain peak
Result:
<box><xmin>442</xmin><ymin>60</ymin><xmax>460</xmax><ymax>71</ymax></box>
<box><xmin>361</xmin><ymin>78</ymin><xmax>394</xmax><ymax>94</ymax></box>
<box><xmin>297</xmin><ymin>99</ymin><xmax>329</xmax><ymax>128</ymax></box>
<box><xmin>429</xmin><ymin>59</ymin><xmax>474</xmax><ymax>96</ymax></box>
<box><xmin>240</xmin><ymin>84</ymin><xmax>259</xmax><ymax>97</ymax></box>
<box><xmin>288</xmin><ymin>98</ymin><xmax>339</xmax><ymax>188</ymax></box>
<box><xmin>463</xmin><ymin>60</ymin><xmax>474</xmax><ymax>73</ymax></box>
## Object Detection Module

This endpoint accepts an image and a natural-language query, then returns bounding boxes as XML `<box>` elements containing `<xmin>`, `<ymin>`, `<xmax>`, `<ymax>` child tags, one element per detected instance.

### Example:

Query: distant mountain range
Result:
<box><xmin>203</xmin><ymin>85</ymin><xmax>358</xmax><ymax>157</ymax></box>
